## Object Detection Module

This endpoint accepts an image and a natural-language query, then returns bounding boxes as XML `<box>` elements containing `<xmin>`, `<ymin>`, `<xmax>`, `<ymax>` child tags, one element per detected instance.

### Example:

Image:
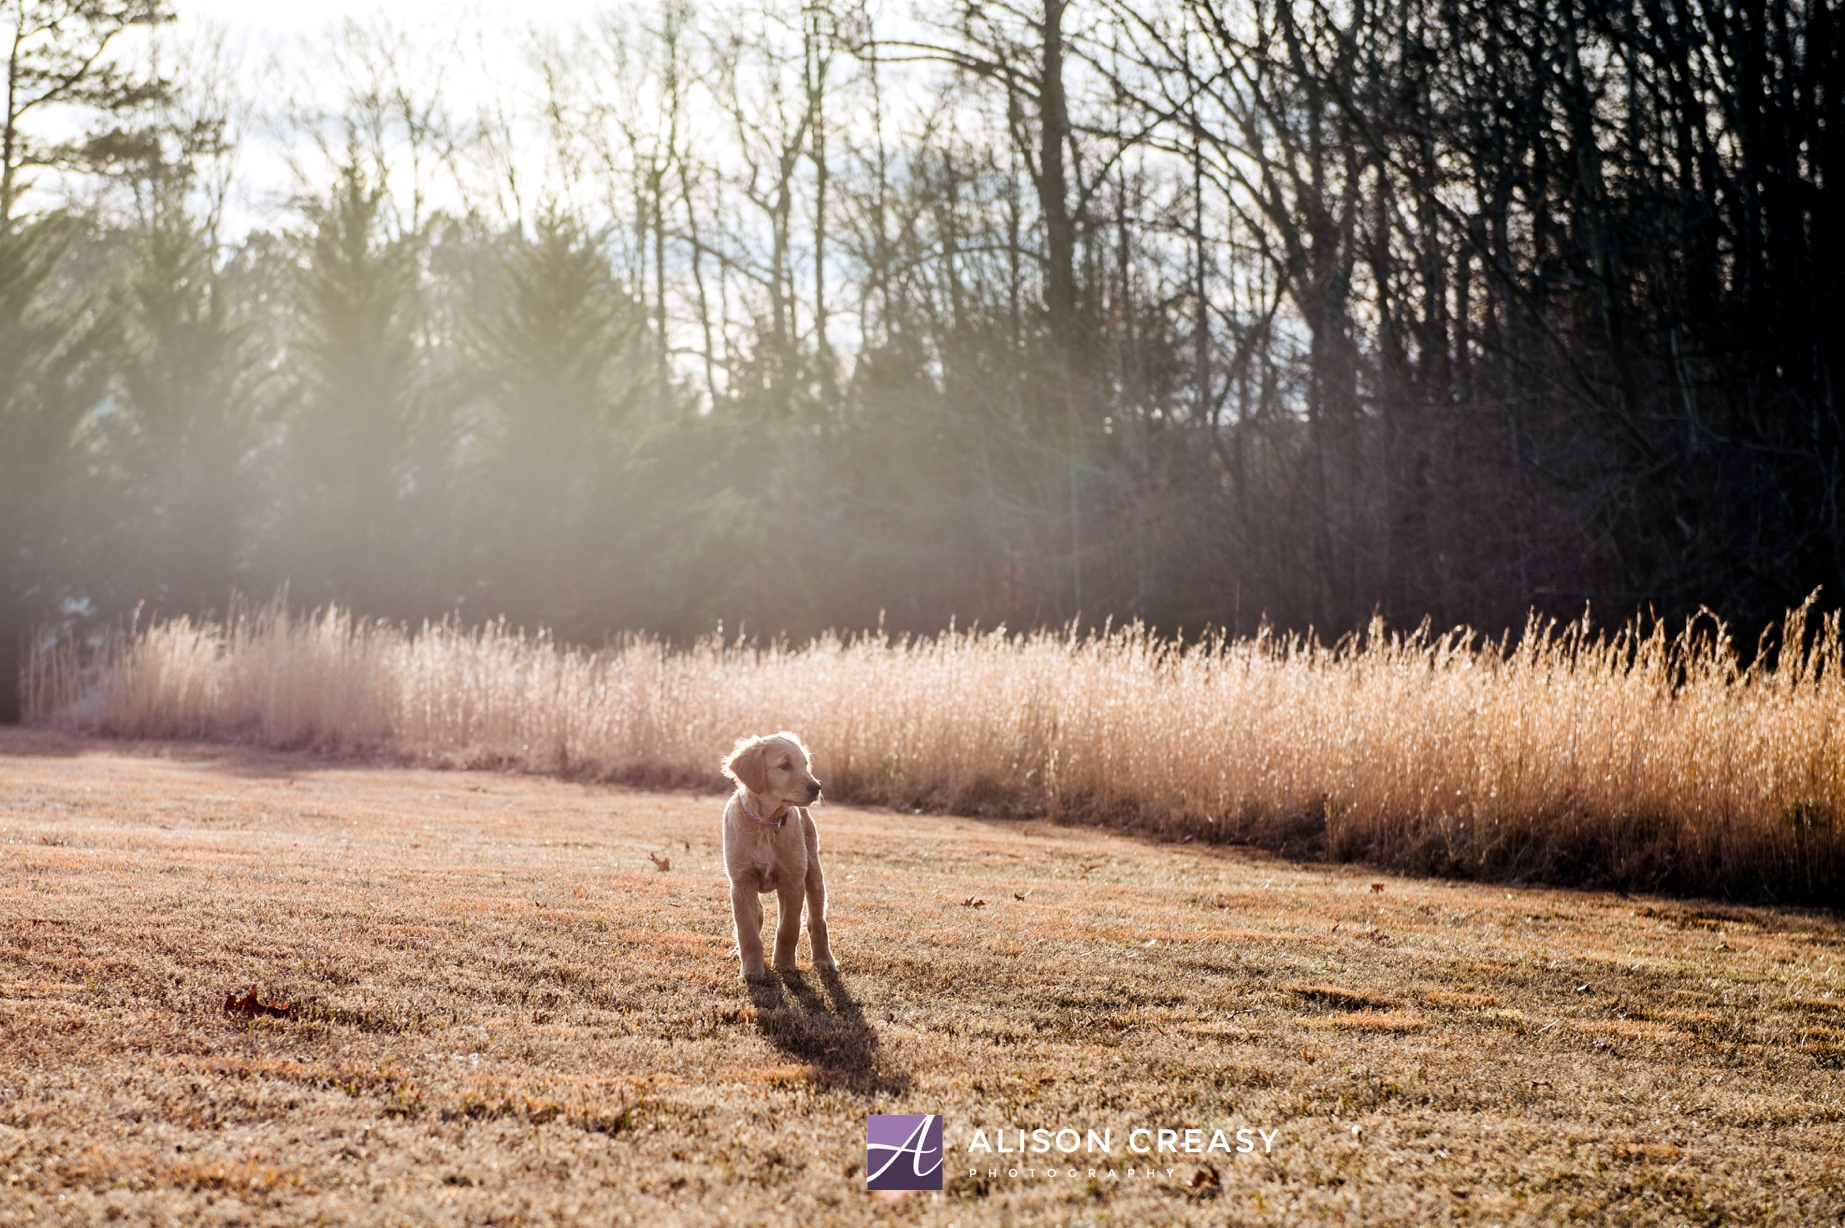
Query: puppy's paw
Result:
<box><xmin>740</xmin><ymin>964</ymin><xmax>772</xmax><ymax>982</ymax></box>
<box><xmin>773</xmin><ymin>960</ymin><xmax>801</xmax><ymax>974</ymax></box>
<box><xmin>813</xmin><ymin>955</ymin><xmax>839</xmax><ymax>973</ymax></box>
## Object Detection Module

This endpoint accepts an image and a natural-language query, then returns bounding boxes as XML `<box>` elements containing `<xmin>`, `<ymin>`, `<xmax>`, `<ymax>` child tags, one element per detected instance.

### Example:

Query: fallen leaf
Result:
<box><xmin>1370</xmin><ymin>883</ymin><xmax>1386</xmax><ymax>893</ymax></box>
<box><xmin>1189</xmin><ymin>1164</ymin><xmax>1220</xmax><ymax>1189</ymax></box>
<box><xmin>961</xmin><ymin>897</ymin><xmax>986</xmax><ymax>909</ymax></box>
<box><xmin>223</xmin><ymin>985</ymin><xmax>293</xmax><ymax>1020</ymax></box>
<box><xmin>649</xmin><ymin>853</ymin><xmax>671</xmax><ymax>872</ymax></box>
<box><xmin>1013</xmin><ymin>889</ymin><xmax>1032</xmax><ymax>902</ymax></box>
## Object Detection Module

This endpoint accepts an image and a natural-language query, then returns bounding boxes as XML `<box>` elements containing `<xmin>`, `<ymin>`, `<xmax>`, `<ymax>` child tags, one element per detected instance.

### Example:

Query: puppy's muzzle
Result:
<box><xmin>805</xmin><ymin>780</ymin><xmax>823</xmax><ymax>802</ymax></box>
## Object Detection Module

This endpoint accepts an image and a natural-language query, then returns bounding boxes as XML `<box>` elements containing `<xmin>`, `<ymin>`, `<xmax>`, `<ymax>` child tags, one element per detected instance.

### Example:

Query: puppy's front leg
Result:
<box><xmin>803</xmin><ymin>822</ymin><xmax>836</xmax><ymax>972</ymax></box>
<box><xmin>731</xmin><ymin>879</ymin><xmax>769</xmax><ymax>980</ymax></box>
<box><xmin>772</xmin><ymin>876</ymin><xmax>805</xmax><ymax>973</ymax></box>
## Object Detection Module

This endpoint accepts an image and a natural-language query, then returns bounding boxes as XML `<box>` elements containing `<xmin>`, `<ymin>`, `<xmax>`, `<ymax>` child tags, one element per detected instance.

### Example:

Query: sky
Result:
<box><xmin>148</xmin><ymin>0</ymin><xmax>931</xmax><ymax>239</ymax></box>
<box><xmin>180</xmin><ymin>0</ymin><xmax>608</xmax><ymax>40</ymax></box>
<box><xmin>146</xmin><ymin>1</ymin><xmax>625</xmax><ymax>233</ymax></box>
<box><xmin>152</xmin><ymin>0</ymin><xmax>893</xmax><ymax>368</ymax></box>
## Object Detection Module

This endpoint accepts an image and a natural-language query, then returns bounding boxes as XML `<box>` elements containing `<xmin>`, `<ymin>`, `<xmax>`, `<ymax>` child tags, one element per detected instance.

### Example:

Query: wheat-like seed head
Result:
<box><xmin>25</xmin><ymin>594</ymin><xmax>1844</xmax><ymax>898</ymax></box>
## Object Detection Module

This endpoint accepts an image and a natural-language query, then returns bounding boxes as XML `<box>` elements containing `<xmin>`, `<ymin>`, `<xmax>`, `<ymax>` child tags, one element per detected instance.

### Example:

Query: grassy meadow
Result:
<box><xmin>24</xmin><ymin>597</ymin><xmax>1845</xmax><ymax>902</ymax></box>
<box><xmin>1</xmin><ymin>731</ymin><xmax>1841</xmax><ymax>1225</ymax></box>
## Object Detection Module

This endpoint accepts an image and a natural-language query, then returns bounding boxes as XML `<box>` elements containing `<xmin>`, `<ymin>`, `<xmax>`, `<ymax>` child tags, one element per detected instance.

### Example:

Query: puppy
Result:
<box><xmin>719</xmin><ymin>732</ymin><xmax>836</xmax><ymax>980</ymax></box>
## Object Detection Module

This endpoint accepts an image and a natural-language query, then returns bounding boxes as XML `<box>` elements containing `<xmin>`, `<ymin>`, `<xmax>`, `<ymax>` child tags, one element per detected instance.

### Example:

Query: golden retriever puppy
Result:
<box><xmin>719</xmin><ymin>732</ymin><xmax>835</xmax><ymax>980</ymax></box>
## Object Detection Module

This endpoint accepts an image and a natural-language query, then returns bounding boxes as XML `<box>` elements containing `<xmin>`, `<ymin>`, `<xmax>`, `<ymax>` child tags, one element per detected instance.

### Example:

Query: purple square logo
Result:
<box><xmin>865</xmin><ymin>1114</ymin><xmax>944</xmax><ymax>1191</ymax></box>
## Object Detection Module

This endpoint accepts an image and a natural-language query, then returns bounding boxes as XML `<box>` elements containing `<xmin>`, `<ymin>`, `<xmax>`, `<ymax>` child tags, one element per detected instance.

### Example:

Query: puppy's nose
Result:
<box><xmin>807</xmin><ymin>781</ymin><xmax>823</xmax><ymax>798</ymax></box>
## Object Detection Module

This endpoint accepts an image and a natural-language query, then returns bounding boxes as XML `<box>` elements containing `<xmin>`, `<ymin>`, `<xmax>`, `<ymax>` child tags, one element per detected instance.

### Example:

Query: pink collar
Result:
<box><xmin>738</xmin><ymin>791</ymin><xmax>786</xmax><ymax>829</ymax></box>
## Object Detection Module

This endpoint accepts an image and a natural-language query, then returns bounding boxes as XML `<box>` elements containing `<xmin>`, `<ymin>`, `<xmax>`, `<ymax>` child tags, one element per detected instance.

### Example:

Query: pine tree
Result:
<box><xmin>277</xmin><ymin>157</ymin><xmax>420</xmax><ymax>616</ymax></box>
<box><xmin>103</xmin><ymin>190</ymin><xmax>272</xmax><ymax>617</ymax></box>
<box><xmin>470</xmin><ymin>205</ymin><xmax>649</xmax><ymax>634</ymax></box>
<box><xmin>0</xmin><ymin>214</ymin><xmax>113</xmax><ymax>720</ymax></box>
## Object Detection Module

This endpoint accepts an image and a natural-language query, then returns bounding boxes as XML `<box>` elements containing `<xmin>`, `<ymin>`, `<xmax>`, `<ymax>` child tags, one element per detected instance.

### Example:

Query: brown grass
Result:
<box><xmin>1</xmin><ymin>732</ymin><xmax>1841</xmax><ymax>1224</ymax></box>
<box><xmin>22</xmin><ymin>596</ymin><xmax>1845</xmax><ymax>902</ymax></box>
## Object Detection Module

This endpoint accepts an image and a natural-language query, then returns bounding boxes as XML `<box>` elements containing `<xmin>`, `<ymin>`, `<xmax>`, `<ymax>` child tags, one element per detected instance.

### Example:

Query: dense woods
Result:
<box><xmin>3</xmin><ymin>0</ymin><xmax>1839</xmax><ymax>719</ymax></box>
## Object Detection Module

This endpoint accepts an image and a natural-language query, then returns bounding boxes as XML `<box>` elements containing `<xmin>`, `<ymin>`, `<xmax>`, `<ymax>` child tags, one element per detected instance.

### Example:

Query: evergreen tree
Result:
<box><xmin>470</xmin><ymin>206</ymin><xmax>650</xmax><ymax>635</ymax></box>
<box><xmin>101</xmin><ymin>191</ymin><xmax>271</xmax><ymax>617</ymax></box>
<box><xmin>0</xmin><ymin>214</ymin><xmax>113</xmax><ymax>720</ymax></box>
<box><xmin>1</xmin><ymin>0</ymin><xmax>176</xmax><ymax>221</ymax></box>
<box><xmin>275</xmin><ymin>158</ymin><xmax>420</xmax><ymax>616</ymax></box>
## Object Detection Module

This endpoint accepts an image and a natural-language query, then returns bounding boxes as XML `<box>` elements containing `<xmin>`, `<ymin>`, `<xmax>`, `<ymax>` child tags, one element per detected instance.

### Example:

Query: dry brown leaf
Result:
<box><xmin>223</xmin><ymin>985</ymin><xmax>293</xmax><ymax>1020</ymax></box>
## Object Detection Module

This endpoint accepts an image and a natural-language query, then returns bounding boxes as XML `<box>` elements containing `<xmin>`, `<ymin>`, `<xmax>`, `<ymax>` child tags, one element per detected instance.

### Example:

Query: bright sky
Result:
<box><xmin>180</xmin><ymin>0</ymin><xmax>607</xmax><ymax>40</ymax></box>
<box><xmin>149</xmin><ymin>1</ymin><xmax>633</xmax><ymax>232</ymax></box>
<box><xmin>154</xmin><ymin>0</ymin><xmax>932</xmax><ymax>238</ymax></box>
<box><xmin>156</xmin><ymin>0</ymin><xmax>895</xmax><ymax>365</ymax></box>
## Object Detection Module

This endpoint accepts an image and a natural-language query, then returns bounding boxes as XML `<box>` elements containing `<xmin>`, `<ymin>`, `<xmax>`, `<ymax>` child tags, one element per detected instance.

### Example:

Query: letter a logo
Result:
<box><xmin>865</xmin><ymin>1114</ymin><xmax>944</xmax><ymax>1191</ymax></box>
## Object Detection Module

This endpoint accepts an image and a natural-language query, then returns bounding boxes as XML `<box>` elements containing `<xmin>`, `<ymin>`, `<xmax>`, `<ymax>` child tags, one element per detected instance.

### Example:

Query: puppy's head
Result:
<box><xmin>721</xmin><ymin>732</ymin><xmax>822</xmax><ymax>807</ymax></box>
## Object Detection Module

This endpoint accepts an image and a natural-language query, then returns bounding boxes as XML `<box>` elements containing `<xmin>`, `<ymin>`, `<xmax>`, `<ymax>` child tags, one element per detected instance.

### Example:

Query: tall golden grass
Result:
<box><xmin>23</xmin><ymin>597</ymin><xmax>1845</xmax><ymax>902</ymax></box>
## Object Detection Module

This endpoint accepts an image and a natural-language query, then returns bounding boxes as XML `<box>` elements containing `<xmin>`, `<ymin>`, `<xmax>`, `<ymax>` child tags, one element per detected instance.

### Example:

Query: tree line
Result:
<box><xmin>2</xmin><ymin>0</ymin><xmax>1838</xmax><ymax>719</ymax></box>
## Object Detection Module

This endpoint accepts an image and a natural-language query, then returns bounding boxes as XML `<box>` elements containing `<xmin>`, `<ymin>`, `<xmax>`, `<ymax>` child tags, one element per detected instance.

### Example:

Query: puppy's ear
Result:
<box><xmin>722</xmin><ymin>737</ymin><xmax>770</xmax><ymax>794</ymax></box>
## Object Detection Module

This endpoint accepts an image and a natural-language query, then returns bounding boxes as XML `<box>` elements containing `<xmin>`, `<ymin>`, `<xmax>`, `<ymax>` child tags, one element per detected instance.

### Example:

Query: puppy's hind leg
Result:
<box><xmin>731</xmin><ymin>880</ymin><xmax>769</xmax><ymax>981</ymax></box>
<box><xmin>802</xmin><ymin>814</ymin><xmax>836</xmax><ymax>972</ymax></box>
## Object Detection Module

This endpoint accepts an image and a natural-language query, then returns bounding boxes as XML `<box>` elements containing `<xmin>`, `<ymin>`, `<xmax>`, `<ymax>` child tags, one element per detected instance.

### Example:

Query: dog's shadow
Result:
<box><xmin>746</xmin><ymin>969</ymin><xmax>908</xmax><ymax>1094</ymax></box>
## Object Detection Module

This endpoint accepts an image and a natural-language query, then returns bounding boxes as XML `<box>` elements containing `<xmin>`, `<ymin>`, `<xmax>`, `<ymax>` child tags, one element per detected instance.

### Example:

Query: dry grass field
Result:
<box><xmin>2</xmin><ymin>731</ymin><xmax>1842</xmax><ymax>1226</ymax></box>
<box><xmin>25</xmin><ymin>597</ymin><xmax>1845</xmax><ymax>904</ymax></box>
